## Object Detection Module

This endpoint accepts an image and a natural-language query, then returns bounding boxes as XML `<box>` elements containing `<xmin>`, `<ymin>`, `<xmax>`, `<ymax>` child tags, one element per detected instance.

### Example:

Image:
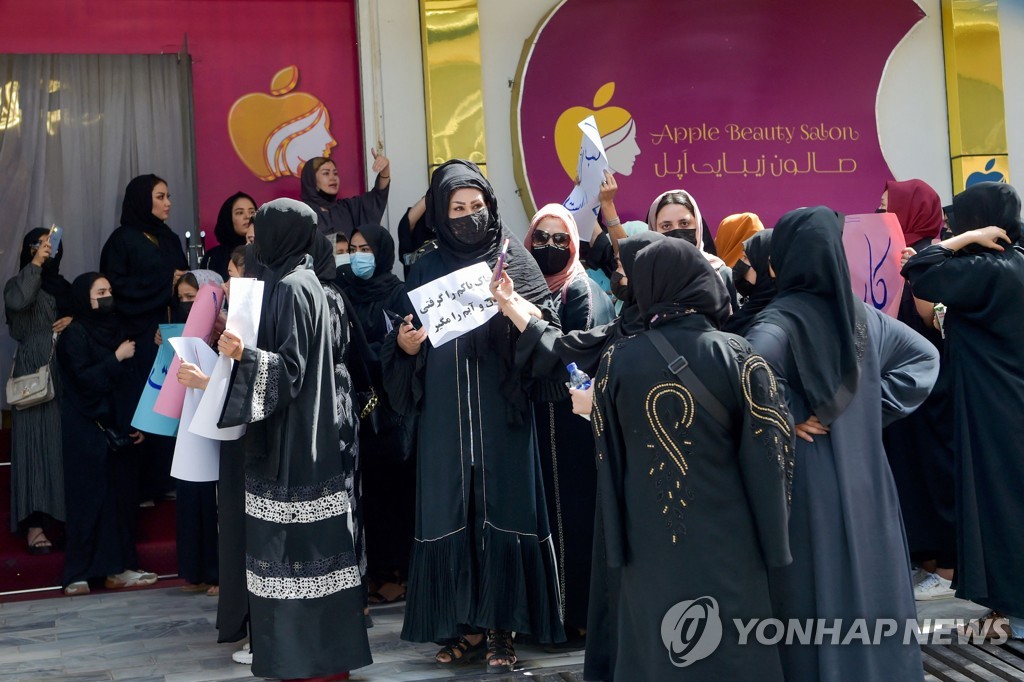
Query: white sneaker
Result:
<box><xmin>232</xmin><ymin>643</ymin><xmax>253</xmax><ymax>665</ymax></box>
<box><xmin>915</xmin><ymin>572</ymin><xmax>955</xmax><ymax>601</ymax></box>
<box><xmin>911</xmin><ymin>567</ymin><xmax>930</xmax><ymax>586</ymax></box>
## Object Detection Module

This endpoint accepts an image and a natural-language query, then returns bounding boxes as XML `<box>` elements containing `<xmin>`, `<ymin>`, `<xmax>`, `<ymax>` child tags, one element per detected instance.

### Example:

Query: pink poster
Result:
<box><xmin>154</xmin><ymin>283</ymin><xmax>224</xmax><ymax>419</ymax></box>
<box><xmin>843</xmin><ymin>213</ymin><xmax>907</xmax><ymax>318</ymax></box>
<box><xmin>514</xmin><ymin>0</ymin><xmax>923</xmax><ymax>230</ymax></box>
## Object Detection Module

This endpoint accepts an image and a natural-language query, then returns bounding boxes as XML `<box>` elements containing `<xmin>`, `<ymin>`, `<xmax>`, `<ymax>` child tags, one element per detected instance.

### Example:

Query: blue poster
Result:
<box><xmin>130</xmin><ymin>323</ymin><xmax>186</xmax><ymax>436</ymax></box>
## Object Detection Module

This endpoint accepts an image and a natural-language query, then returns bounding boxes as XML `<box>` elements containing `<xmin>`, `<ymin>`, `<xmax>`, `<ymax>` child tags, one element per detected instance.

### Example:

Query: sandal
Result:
<box><xmin>207</xmin><ymin>585</ymin><xmax>220</xmax><ymax>596</ymax></box>
<box><xmin>180</xmin><ymin>582</ymin><xmax>212</xmax><ymax>593</ymax></box>
<box><xmin>485</xmin><ymin>629</ymin><xmax>516</xmax><ymax>674</ymax></box>
<box><xmin>965</xmin><ymin>613</ymin><xmax>1012</xmax><ymax>641</ymax></box>
<box><xmin>27</xmin><ymin>528</ymin><xmax>52</xmax><ymax>555</ymax></box>
<box><xmin>434</xmin><ymin>635</ymin><xmax>486</xmax><ymax>665</ymax></box>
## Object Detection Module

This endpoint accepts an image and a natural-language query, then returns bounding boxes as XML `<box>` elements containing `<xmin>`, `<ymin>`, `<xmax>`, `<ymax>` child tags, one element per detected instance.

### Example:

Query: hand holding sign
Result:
<box><xmin>407</xmin><ymin>262</ymin><xmax>500</xmax><ymax>347</ymax></box>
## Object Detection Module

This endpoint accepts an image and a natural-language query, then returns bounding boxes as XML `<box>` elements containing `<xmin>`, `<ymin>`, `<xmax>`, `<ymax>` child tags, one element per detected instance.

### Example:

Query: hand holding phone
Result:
<box><xmin>49</xmin><ymin>225</ymin><xmax>63</xmax><ymax>258</ymax></box>
<box><xmin>492</xmin><ymin>238</ymin><xmax>510</xmax><ymax>283</ymax></box>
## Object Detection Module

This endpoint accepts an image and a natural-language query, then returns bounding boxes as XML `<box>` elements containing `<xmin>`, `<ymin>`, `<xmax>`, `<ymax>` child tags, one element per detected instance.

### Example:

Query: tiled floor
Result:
<box><xmin>0</xmin><ymin>583</ymin><xmax>994</xmax><ymax>682</ymax></box>
<box><xmin>0</xmin><ymin>586</ymin><xmax>584</xmax><ymax>681</ymax></box>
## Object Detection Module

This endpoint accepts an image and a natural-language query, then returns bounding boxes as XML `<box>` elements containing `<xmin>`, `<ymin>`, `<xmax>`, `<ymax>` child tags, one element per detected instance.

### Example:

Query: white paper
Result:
<box><xmin>407</xmin><ymin>262</ymin><xmax>499</xmax><ymax>348</ymax></box>
<box><xmin>562</xmin><ymin>115</ymin><xmax>609</xmax><ymax>241</ymax></box>
<box><xmin>190</xmin><ymin>278</ymin><xmax>265</xmax><ymax>441</ymax></box>
<box><xmin>168</xmin><ymin>337</ymin><xmax>221</xmax><ymax>482</ymax></box>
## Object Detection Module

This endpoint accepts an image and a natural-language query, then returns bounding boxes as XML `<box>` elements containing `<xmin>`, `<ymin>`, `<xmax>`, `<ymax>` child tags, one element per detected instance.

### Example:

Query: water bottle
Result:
<box><xmin>567</xmin><ymin>362</ymin><xmax>592</xmax><ymax>421</ymax></box>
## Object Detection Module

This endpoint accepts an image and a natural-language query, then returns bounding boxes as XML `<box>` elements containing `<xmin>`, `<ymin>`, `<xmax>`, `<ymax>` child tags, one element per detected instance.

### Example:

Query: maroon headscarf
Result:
<box><xmin>885</xmin><ymin>179</ymin><xmax>943</xmax><ymax>246</ymax></box>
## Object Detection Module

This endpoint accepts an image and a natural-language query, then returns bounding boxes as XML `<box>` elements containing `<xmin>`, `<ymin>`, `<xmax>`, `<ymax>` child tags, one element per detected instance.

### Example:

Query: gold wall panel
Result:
<box><xmin>942</xmin><ymin>0</ymin><xmax>1009</xmax><ymax>190</ymax></box>
<box><xmin>420</xmin><ymin>0</ymin><xmax>487</xmax><ymax>177</ymax></box>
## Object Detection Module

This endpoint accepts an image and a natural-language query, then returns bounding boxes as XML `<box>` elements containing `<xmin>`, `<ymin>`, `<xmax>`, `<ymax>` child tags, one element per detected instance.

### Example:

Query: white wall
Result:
<box><xmin>355</xmin><ymin>0</ymin><xmax>429</xmax><ymax>268</ymax></box>
<box><xmin>358</xmin><ymin>0</ymin><xmax>1020</xmax><ymax>244</ymax></box>
<box><xmin>1001</xmin><ymin>0</ymin><xmax>1024</xmax><ymax>189</ymax></box>
<box><xmin>876</xmin><ymin>0</ymin><xmax>953</xmax><ymax>203</ymax></box>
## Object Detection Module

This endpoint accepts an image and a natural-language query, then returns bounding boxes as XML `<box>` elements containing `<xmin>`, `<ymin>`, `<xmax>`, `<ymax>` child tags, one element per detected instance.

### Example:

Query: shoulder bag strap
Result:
<box><xmin>645</xmin><ymin>328</ymin><xmax>732</xmax><ymax>431</ymax></box>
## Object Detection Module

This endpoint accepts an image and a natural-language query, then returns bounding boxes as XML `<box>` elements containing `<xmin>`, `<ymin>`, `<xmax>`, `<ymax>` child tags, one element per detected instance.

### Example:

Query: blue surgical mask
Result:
<box><xmin>350</xmin><ymin>252</ymin><xmax>376</xmax><ymax>280</ymax></box>
<box><xmin>335</xmin><ymin>253</ymin><xmax>350</xmax><ymax>267</ymax></box>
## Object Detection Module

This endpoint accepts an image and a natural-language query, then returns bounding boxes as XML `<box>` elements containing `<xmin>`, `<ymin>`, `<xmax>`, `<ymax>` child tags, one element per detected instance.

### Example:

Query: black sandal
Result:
<box><xmin>486</xmin><ymin>629</ymin><xmax>516</xmax><ymax>674</ymax></box>
<box><xmin>27</xmin><ymin>529</ymin><xmax>52</xmax><ymax>556</ymax></box>
<box><xmin>434</xmin><ymin>635</ymin><xmax>485</xmax><ymax>665</ymax></box>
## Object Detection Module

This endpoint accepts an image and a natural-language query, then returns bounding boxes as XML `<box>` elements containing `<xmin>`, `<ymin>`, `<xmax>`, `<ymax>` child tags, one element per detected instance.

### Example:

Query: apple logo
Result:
<box><xmin>554</xmin><ymin>82</ymin><xmax>640</xmax><ymax>179</ymax></box>
<box><xmin>966</xmin><ymin>158</ymin><xmax>1006</xmax><ymax>187</ymax></box>
<box><xmin>228</xmin><ymin>66</ymin><xmax>337</xmax><ymax>181</ymax></box>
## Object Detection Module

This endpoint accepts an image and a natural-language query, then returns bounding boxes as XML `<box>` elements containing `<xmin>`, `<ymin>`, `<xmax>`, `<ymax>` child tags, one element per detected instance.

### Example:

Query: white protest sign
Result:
<box><xmin>168</xmin><ymin>337</ymin><xmax>221</xmax><ymax>482</ymax></box>
<box><xmin>407</xmin><ymin>262</ymin><xmax>499</xmax><ymax>348</ymax></box>
<box><xmin>562</xmin><ymin>115</ymin><xmax>609</xmax><ymax>241</ymax></box>
<box><xmin>190</xmin><ymin>278</ymin><xmax>265</xmax><ymax>441</ymax></box>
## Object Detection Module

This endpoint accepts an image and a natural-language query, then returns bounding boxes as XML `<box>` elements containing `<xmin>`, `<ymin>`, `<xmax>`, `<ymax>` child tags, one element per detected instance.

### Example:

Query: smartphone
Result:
<box><xmin>49</xmin><ymin>225</ymin><xmax>63</xmax><ymax>257</ymax></box>
<box><xmin>385</xmin><ymin>309</ymin><xmax>417</xmax><ymax>330</ymax></box>
<box><xmin>492</xmin><ymin>237</ymin><xmax>510</xmax><ymax>282</ymax></box>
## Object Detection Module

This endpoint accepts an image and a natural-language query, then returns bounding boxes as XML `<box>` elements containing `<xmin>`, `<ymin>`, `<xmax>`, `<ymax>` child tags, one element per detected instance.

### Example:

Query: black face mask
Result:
<box><xmin>96</xmin><ymin>296</ymin><xmax>115</xmax><ymax>313</ymax></box>
<box><xmin>447</xmin><ymin>207</ymin><xmax>492</xmax><ymax>246</ymax></box>
<box><xmin>732</xmin><ymin>260</ymin><xmax>755</xmax><ymax>297</ymax></box>
<box><xmin>875</xmin><ymin>208</ymin><xmax>887</xmax><ymax>214</ymax></box>
<box><xmin>179</xmin><ymin>301</ymin><xmax>194</xmax><ymax>319</ymax></box>
<box><xmin>532</xmin><ymin>245</ymin><xmax>572</xmax><ymax>276</ymax></box>
<box><xmin>665</xmin><ymin>228</ymin><xmax>698</xmax><ymax>246</ymax></box>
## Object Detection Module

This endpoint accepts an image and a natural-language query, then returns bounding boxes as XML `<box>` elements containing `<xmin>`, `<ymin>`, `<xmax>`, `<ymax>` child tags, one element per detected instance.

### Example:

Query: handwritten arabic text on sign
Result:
<box><xmin>843</xmin><ymin>212</ymin><xmax>906</xmax><ymax>318</ymax></box>
<box><xmin>408</xmin><ymin>262</ymin><xmax>500</xmax><ymax>348</ymax></box>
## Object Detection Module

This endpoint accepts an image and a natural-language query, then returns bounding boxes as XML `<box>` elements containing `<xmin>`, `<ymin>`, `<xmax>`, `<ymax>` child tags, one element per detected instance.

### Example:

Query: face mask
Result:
<box><xmin>875</xmin><ymin>208</ymin><xmax>887</xmax><ymax>214</ymax></box>
<box><xmin>447</xmin><ymin>207</ymin><xmax>491</xmax><ymax>246</ymax></box>
<box><xmin>179</xmin><ymin>301</ymin><xmax>194</xmax><ymax>319</ymax></box>
<box><xmin>665</xmin><ymin>228</ymin><xmax>698</xmax><ymax>246</ymax></box>
<box><xmin>96</xmin><ymin>295</ymin><xmax>115</xmax><ymax>313</ymax></box>
<box><xmin>335</xmin><ymin>253</ymin><xmax>350</xmax><ymax>267</ymax></box>
<box><xmin>732</xmin><ymin>260</ymin><xmax>755</xmax><ymax>297</ymax></box>
<box><xmin>532</xmin><ymin>244</ymin><xmax>572</xmax><ymax>276</ymax></box>
<box><xmin>350</xmin><ymin>252</ymin><xmax>376</xmax><ymax>280</ymax></box>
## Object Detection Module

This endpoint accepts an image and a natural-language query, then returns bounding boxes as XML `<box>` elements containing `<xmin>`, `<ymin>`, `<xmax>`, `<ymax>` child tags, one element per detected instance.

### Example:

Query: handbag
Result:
<box><xmin>6</xmin><ymin>338</ymin><xmax>56</xmax><ymax>410</ymax></box>
<box><xmin>95</xmin><ymin>421</ymin><xmax>135</xmax><ymax>451</ymax></box>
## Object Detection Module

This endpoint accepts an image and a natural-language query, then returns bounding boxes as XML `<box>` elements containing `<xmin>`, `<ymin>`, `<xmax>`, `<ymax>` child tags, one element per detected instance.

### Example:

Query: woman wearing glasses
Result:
<box><xmin>523</xmin><ymin>204</ymin><xmax>615</xmax><ymax>648</ymax></box>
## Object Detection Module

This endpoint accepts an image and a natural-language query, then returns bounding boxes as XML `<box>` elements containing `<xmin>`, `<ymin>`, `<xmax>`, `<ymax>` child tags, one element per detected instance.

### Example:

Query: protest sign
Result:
<box><xmin>154</xmin><ymin>283</ymin><xmax>225</xmax><ymax>418</ymax></box>
<box><xmin>190</xmin><ymin>278</ymin><xmax>264</xmax><ymax>441</ymax></box>
<box><xmin>168</xmin><ymin>337</ymin><xmax>220</xmax><ymax>482</ymax></box>
<box><xmin>562</xmin><ymin>115</ymin><xmax>609</xmax><ymax>241</ymax></box>
<box><xmin>843</xmin><ymin>212</ymin><xmax>906</xmax><ymax>318</ymax></box>
<box><xmin>130</xmin><ymin>323</ymin><xmax>185</xmax><ymax>436</ymax></box>
<box><xmin>407</xmin><ymin>262</ymin><xmax>499</xmax><ymax>348</ymax></box>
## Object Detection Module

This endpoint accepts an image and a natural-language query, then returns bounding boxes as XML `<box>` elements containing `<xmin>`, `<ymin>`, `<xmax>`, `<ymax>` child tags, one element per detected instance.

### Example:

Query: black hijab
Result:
<box><xmin>252</xmin><ymin>198</ymin><xmax>318</xmax><ymax>311</ymax></box>
<box><xmin>120</xmin><ymin>174</ymin><xmax>170</xmax><ymax>232</ymax></box>
<box><xmin>617</xmin><ymin>231</ymin><xmax>665</xmax><ymax>335</ymax></box>
<box><xmin>19</xmin><ymin>228</ymin><xmax>73</xmax><ymax>316</ymax></box>
<box><xmin>948</xmin><ymin>182</ymin><xmax>1023</xmax><ymax>244</ymax></box>
<box><xmin>337</xmin><ymin>224</ymin><xmax>406</xmax><ymax>336</ymax></box>
<box><xmin>70</xmin><ymin>272</ymin><xmax>124</xmax><ymax>351</ymax></box>
<box><xmin>423</xmin><ymin>160</ymin><xmax>552</xmax><ymax>421</ymax></box>
<box><xmin>214</xmin><ymin>192</ymin><xmax>255</xmax><ymax>250</ymax></box>
<box><xmin>310</xmin><ymin>233</ymin><xmax>339</xmax><ymax>284</ymax></box>
<box><xmin>724</xmin><ymin>229</ymin><xmax>777</xmax><ymax>336</ymax></box>
<box><xmin>633</xmin><ymin>238</ymin><xmax>731</xmax><ymax>330</ymax></box>
<box><xmin>424</xmin><ymin>160</ymin><xmax>551</xmax><ymax>305</ymax></box>
<box><xmin>754</xmin><ymin>206</ymin><xmax>867</xmax><ymax>425</ymax></box>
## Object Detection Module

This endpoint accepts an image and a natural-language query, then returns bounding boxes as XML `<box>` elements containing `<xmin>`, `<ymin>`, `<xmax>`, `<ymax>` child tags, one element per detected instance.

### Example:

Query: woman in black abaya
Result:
<box><xmin>590</xmin><ymin>238</ymin><xmax>794</xmax><ymax>681</ymax></box>
<box><xmin>58</xmin><ymin>273</ymin><xmax>156</xmax><ymax>594</ymax></box>
<box><xmin>300</xmin><ymin>154</ymin><xmax>390</xmax><ymax>238</ymax></box>
<box><xmin>903</xmin><ymin>182</ymin><xmax>1024</xmax><ymax>640</ymax></box>
<box><xmin>382</xmin><ymin>160</ymin><xmax>564</xmax><ymax>673</ymax></box>
<box><xmin>218</xmin><ymin>199</ymin><xmax>371</xmax><ymax>680</ymax></box>
<box><xmin>337</xmin><ymin>223</ymin><xmax>416</xmax><ymax>603</ymax></box>
<box><xmin>202</xmin><ymin>192</ymin><xmax>256</xmax><ymax>280</ymax></box>
<box><xmin>747</xmin><ymin>206</ymin><xmax>938</xmax><ymax>681</ymax></box>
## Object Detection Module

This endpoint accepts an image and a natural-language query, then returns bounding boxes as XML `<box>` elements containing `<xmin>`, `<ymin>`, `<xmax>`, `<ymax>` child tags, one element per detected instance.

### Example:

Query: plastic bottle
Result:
<box><xmin>567</xmin><ymin>362</ymin><xmax>592</xmax><ymax>421</ymax></box>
